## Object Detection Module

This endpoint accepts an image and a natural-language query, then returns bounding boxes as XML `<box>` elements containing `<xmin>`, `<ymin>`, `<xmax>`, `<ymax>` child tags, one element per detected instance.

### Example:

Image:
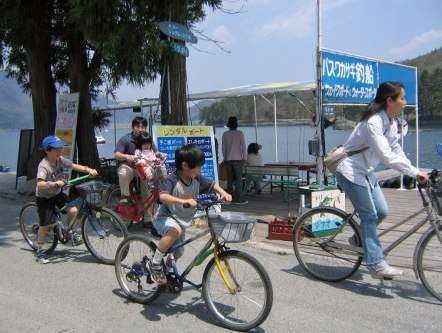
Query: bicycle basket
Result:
<box><xmin>75</xmin><ymin>180</ymin><xmax>110</xmax><ymax>208</ymax></box>
<box><xmin>209</xmin><ymin>211</ymin><xmax>256</xmax><ymax>243</ymax></box>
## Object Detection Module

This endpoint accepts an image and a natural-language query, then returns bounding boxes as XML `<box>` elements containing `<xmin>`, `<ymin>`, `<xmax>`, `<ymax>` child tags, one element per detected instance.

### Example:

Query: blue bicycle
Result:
<box><xmin>19</xmin><ymin>174</ymin><xmax>128</xmax><ymax>264</ymax></box>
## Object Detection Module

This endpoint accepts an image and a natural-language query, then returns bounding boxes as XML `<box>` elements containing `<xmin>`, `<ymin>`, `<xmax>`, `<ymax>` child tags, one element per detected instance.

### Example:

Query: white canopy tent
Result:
<box><xmin>98</xmin><ymin>81</ymin><xmax>316</xmax><ymax>162</ymax></box>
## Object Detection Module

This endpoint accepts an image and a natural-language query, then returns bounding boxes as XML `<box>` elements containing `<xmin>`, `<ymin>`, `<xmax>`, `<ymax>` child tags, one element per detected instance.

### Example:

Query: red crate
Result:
<box><xmin>267</xmin><ymin>217</ymin><xmax>294</xmax><ymax>241</ymax></box>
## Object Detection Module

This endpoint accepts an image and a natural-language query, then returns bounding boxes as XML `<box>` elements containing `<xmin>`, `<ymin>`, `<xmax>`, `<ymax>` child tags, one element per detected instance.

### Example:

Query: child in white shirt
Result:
<box><xmin>134</xmin><ymin>132</ymin><xmax>167</xmax><ymax>183</ymax></box>
<box><xmin>246</xmin><ymin>143</ymin><xmax>264</xmax><ymax>194</ymax></box>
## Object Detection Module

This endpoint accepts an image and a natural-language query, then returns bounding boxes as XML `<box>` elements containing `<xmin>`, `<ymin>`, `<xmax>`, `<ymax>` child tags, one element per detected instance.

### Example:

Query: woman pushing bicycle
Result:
<box><xmin>334</xmin><ymin>81</ymin><xmax>428</xmax><ymax>279</ymax></box>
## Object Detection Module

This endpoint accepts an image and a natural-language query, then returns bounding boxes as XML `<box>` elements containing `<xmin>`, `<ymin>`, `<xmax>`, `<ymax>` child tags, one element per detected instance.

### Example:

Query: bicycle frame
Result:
<box><xmin>51</xmin><ymin>195</ymin><xmax>105</xmax><ymax>241</ymax></box>
<box><xmin>339</xmin><ymin>183</ymin><xmax>441</xmax><ymax>278</ymax></box>
<box><xmin>160</xmin><ymin>206</ymin><xmax>237</xmax><ymax>293</ymax></box>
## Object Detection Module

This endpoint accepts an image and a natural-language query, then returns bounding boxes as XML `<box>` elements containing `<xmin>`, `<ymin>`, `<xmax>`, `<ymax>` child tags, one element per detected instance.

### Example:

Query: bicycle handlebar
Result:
<box><xmin>183</xmin><ymin>197</ymin><xmax>227</xmax><ymax>209</ymax></box>
<box><xmin>59</xmin><ymin>173</ymin><xmax>93</xmax><ymax>189</ymax></box>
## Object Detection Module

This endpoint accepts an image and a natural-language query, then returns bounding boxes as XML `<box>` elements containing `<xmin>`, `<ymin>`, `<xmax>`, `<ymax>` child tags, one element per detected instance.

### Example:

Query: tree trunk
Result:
<box><xmin>67</xmin><ymin>31</ymin><xmax>100</xmax><ymax>170</ymax></box>
<box><xmin>25</xmin><ymin>1</ymin><xmax>57</xmax><ymax>179</ymax></box>
<box><xmin>160</xmin><ymin>0</ymin><xmax>188</xmax><ymax>125</ymax></box>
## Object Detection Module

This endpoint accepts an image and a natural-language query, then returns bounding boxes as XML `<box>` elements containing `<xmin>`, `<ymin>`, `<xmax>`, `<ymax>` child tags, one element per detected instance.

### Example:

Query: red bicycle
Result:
<box><xmin>106</xmin><ymin>158</ymin><xmax>167</xmax><ymax>229</ymax></box>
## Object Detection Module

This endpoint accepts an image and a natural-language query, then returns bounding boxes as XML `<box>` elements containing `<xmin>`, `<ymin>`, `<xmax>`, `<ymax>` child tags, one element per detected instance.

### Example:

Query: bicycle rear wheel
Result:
<box><xmin>202</xmin><ymin>250</ymin><xmax>273</xmax><ymax>331</ymax></box>
<box><xmin>417</xmin><ymin>227</ymin><xmax>442</xmax><ymax>302</ymax></box>
<box><xmin>105</xmin><ymin>187</ymin><xmax>121</xmax><ymax>212</ymax></box>
<box><xmin>82</xmin><ymin>207</ymin><xmax>128</xmax><ymax>265</ymax></box>
<box><xmin>18</xmin><ymin>202</ymin><xmax>58</xmax><ymax>253</ymax></box>
<box><xmin>293</xmin><ymin>207</ymin><xmax>363</xmax><ymax>282</ymax></box>
<box><xmin>115</xmin><ymin>234</ymin><xmax>162</xmax><ymax>304</ymax></box>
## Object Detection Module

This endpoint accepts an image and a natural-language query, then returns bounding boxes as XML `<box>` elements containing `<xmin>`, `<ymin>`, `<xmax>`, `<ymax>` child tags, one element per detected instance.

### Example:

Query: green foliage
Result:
<box><xmin>199</xmin><ymin>91</ymin><xmax>315</xmax><ymax>125</ymax></box>
<box><xmin>418</xmin><ymin>67</ymin><xmax>442</xmax><ymax>118</ymax></box>
<box><xmin>403</xmin><ymin>47</ymin><xmax>442</xmax><ymax>74</ymax></box>
<box><xmin>92</xmin><ymin>109</ymin><xmax>112</xmax><ymax>130</ymax></box>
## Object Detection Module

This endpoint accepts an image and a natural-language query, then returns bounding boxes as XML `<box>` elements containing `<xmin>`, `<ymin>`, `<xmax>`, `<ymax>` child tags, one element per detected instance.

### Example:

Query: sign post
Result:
<box><xmin>55</xmin><ymin>93</ymin><xmax>80</xmax><ymax>181</ymax></box>
<box><xmin>158</xmin><ymin>21</ymin><xmax>198</xmax><ymax>44</ymax></box>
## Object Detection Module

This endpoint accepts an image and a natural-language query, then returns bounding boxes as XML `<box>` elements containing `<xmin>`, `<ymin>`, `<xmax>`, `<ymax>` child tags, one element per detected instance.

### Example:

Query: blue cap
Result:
<box><xmin>42</xmin><ymin>135</ymin><xmax>66</xmax><ymax>150</ymax></box>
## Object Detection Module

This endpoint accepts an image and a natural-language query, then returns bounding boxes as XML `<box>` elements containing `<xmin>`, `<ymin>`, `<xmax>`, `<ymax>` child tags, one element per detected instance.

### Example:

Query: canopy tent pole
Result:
<box><xmin>415</xmin><ymin>70</ymin><xmax>419</xmax><ymax>171</ymax></box>
<box><xmin>113</xmin><ymin>109</ymin><xmax>116</xmax><ymax>150</ymax></box>
<box><xmin>253</xmin><ymin>95</ymin><xmax>258</xmax><ymax>143</ymax></box>
<box><xmin>273</xmin><ymin>93</ymin><xmax>278</xmax><ymax>161</ymax></box>
<box><xmin>149</xmin><ymin>105</ymin><xmax>153</xmax><ymax>135</ymax></box>
<box><xmin>258</xmin><ymin>93</ymin><xmax>278</xmax><ymax>161</ymax></box>
<box><xmin>315</xmin><ymin>0</ymin><xmax>324</xmax><ymax>185</ymax></box>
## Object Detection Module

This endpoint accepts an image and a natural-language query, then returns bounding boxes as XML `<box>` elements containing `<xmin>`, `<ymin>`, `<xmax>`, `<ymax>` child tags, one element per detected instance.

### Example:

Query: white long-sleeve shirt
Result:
<box><xmin>336</xmin><ymin>111</ymin><xmax>419</xmax><ymax>187</ymax></box>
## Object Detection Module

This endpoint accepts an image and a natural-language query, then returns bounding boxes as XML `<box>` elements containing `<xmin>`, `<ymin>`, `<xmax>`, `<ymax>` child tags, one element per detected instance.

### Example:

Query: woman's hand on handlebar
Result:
<box><xmin>88</xmin><ymin>168</ymin><xmax>99</xmax><ymax>177</ymax></box>
<box><xmin>417</xmin><ymin>171</ymin><xmax>429</xmax><ymax>184</ymax></box>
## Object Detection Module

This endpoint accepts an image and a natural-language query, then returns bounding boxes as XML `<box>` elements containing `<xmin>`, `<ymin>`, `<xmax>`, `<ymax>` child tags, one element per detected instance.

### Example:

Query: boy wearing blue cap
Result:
<box><xmin>35</xmin><ymin>135</ymin><xmax>98</xmax><ymax>263</ymax></box>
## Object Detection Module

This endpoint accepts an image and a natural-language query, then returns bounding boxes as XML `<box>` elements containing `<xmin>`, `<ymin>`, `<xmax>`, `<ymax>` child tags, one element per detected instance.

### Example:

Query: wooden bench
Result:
<box><xmin>243</xmin><ymin>165</ymin><xmax>303</xmax><ymax>201</ymax></box>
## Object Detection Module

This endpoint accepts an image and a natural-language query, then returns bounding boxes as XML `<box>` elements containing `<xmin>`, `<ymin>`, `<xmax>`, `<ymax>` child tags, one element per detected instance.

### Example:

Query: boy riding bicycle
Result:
<box><xmin>151</xmin><ymin>144</ymin><xmax>232</xmax><ymax>284</ymax></box>
<box><xmin>35</xmin><ymin>135</ymin><xmax>98</xmax><ymax>264</ymax></box>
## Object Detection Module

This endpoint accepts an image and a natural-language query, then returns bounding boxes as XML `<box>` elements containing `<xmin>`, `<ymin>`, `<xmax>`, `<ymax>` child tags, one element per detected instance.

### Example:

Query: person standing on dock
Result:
<box><xmin>222</xmin><ymin>116</ymin><xmax>248</xmax><ymax>205</ymax></box>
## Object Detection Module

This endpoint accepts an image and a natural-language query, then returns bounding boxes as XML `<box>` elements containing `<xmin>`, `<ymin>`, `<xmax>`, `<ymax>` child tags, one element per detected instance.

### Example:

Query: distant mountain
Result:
<box><xmin>402</xmin><ymin>47</ymin><xmax>442</xmax><ymax>74</ymax></box>
<box><xmin>200</xmin><ymin>47</ymin><xmax>442</xmax><ymax>125</ymax></box>
<box><xmin>0</xmin><ymin>71</ymin><xmax>117</xmax><ymax>129</ymax></box>
<box><xmin>0</xmin><ymin>72</ymin><xmax>33</xmax><ymax>129</ymax></box>
<box><xmin>1</xmin><ymin>47</ymin><xmax>441</xmax><ymax>129</ymax></box>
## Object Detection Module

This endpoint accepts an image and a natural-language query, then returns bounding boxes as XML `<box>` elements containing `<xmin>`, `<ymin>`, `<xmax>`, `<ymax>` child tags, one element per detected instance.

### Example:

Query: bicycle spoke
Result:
<box><xmin>294</xmin><ymin>208</ymin><xmax>362</xmax><ymax>282</ymax></box>
<box><xmin>203</xmin><ymin>251</ymin><xmax>271</xmax><ymax>330</ymax></box>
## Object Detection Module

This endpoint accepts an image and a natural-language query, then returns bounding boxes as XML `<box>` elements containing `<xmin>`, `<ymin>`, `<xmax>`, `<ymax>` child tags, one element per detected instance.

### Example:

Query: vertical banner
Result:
<box><xmin>152</xmin><ymin>125</ymin><xmax>219</xmax><ymax>183</ymax></box>
<box><xmin>55</xmin><ymin>93</ymin><xmax>80</xmax><ymax>180</ymax></box>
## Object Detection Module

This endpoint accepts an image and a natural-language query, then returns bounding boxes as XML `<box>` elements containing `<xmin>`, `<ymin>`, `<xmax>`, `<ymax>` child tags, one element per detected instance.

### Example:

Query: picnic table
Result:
<box><xmin>243</xmin><ymin>161</ymin><xmax>316</xmax><ymax>201</ymax></box>
<box><xmin>263</xmin><ymin>161</ymin><xmax>317</xmax><ymax>184</ymax></box>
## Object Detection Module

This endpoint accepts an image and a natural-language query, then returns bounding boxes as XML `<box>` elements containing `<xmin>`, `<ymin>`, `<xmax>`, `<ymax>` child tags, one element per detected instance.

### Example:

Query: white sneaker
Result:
<box><xmin>370</xmin><ymin>265</ymin><xmax>403</xmax><ymax>279</ymax></box>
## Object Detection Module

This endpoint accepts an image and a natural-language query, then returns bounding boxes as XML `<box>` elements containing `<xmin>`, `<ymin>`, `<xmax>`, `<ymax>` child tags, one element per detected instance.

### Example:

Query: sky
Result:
<box><xmin>115</xmin><ymin>0</ymin><xmax>442</xmax><ymax>102</ymax></box>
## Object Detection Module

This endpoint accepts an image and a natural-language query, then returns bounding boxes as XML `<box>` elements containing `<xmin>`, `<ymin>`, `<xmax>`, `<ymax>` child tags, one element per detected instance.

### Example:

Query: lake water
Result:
<box><xmin>1</xmin><ymin>125</ymin><xmax>441</xmax><ymax>172</ymax></box>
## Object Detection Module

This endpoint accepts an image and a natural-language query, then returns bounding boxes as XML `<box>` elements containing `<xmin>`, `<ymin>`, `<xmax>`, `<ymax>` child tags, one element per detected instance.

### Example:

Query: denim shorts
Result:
<box><xmin>153</xmin><ymin>216</ymin><xmax>186</xmax><ymax>259</ymax></box>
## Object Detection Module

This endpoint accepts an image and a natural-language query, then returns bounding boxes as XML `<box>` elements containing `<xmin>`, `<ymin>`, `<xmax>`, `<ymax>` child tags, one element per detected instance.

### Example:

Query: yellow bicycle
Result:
<box><xmin>114</xmin><ymin>195</ymin><xmax>273</xmax><ymax>331</ymax></box>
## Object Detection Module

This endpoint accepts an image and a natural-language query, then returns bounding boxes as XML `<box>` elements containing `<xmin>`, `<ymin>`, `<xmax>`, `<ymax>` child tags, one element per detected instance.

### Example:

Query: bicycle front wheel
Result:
<box><xmin>202</xmin><ymin>250</ymin><xmax>273</xmax><ymax>331</ymax></box>
<box><xmin>417</xmin><ymin>227</ymin><xmax>442</xmax><ymax>302</ymax></box>
<box><xmin>82</xmin><ymin>207</ymin><xmax>128</xmax><ymax>265</ymax></box>
<box><xmin>293</xmin><ymin>207</ymin><xmax>363</xmax><ymax>282</ymax></box>
<box><xmin>18</xmin><ymin>202</ymin><xmax>58</xmax><ymax>253</ymax></box>
<box><xmin>115</xmin><ymin>234</ymin><xmax>162</xmax><ymax>304</ymax></box>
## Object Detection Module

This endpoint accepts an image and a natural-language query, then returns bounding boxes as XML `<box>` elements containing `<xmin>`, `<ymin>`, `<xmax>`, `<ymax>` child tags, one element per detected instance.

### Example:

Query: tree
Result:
<box><xmin>419</xmin><ymin>69</ymin><xmax>430</xmax><ymax>117</ymax></box>
<box><xmin>1</xmin><ymin>0</ymin><xmax>226</xmax><ymax>175</ymax></box>
<box><xmin>0</xmin><ymin>0</ymin><xmax>58</xmax><ymax>178</ymax></box>
<box><xmin>158</xmin><ymin>0</ymin><xmax>222</xmax><ymax>125</ymax></box>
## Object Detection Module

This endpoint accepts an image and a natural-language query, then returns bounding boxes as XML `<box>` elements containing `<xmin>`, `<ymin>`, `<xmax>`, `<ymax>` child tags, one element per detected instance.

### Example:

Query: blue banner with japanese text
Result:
<box><xmin>321</xmin><ymin>50</ymin><xmax>416</xmax><ymax>105</ymax></box>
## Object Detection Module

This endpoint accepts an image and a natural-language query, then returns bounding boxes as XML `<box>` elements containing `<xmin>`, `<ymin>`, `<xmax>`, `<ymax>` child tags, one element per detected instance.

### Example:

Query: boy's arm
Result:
<box><xmin>36</xmin><ymin>166</ymin><xmax>64</xmax><ymax>190</ymax></box>
<box><xmin>37</xmin><ymin>179</ymin><xmax>64</xmax><ymax>191</ymax></box>
<box><xmin>159</xmin><ymin>193</ymin><xmax>197</xmax><ymax>207</ymax></box>
<box><xmin>71</xmin><ymin>163</ymin><xmax>98</xmax><ymax>176</ymax></box>
<box><xmin>212</xmin><ymin>183</ymin><xmax>232</xmax><ymax>202</ymax></box>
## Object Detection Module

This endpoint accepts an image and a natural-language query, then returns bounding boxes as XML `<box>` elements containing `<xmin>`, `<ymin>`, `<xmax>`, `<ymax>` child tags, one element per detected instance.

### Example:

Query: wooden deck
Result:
<box><xmin>224</xmin><ymin>187</ymin><xmax>439</xmax><ymax>269</ymax></box>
